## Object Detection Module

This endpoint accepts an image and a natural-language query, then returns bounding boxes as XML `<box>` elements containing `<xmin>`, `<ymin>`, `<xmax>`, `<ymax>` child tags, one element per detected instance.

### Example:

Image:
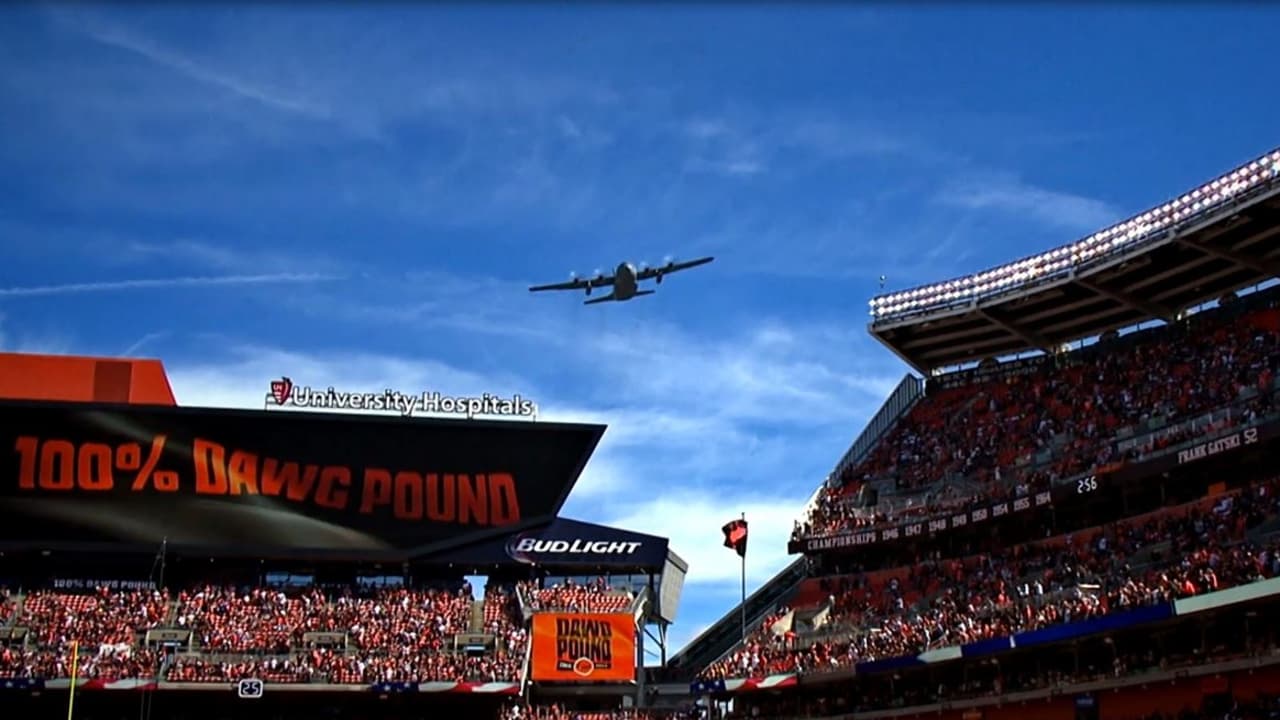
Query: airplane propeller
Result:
<box><xmin>654</xmin><ymin>255</ymin><xmax>676</xmax><ymax>284</ymax></box>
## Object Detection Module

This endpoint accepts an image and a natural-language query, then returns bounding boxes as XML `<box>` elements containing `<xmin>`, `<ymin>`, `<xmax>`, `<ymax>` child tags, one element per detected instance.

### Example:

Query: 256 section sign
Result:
<box><xmin>0</xmin><ymin>401</ymin><xmax>602</xmax><ymax>556</ymax></box>
<box><xmin>530</xmin><ymin>613</ymin><xmax>636</xmax><ymax>683</ymax></box>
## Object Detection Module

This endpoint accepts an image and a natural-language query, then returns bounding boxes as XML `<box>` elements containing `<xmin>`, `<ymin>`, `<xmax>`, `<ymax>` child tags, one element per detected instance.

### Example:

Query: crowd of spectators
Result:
<box><xmin>795</xmin><ymin>304</ymin><xmax>1280</xmax><ymax>542</ymax></box>
<box><xmin>483</xmin><ymin>584</ymin><xmax>531</xmax><ymax>674</ymax></box>
<box><xmin>707</xmin><ymin>478</ymin><xmax>1280</xmax><ymax>680</ymax></box>
<box><xmin>164</xmin><ymin>644</ymin><xmax>525</xmax><ymax>685</ymax></box>
<box><xmin>161</xmin><ymin>582</ymin><xmax>504</xmax><ymax>683</ymax></box>
<box><xmin>166</xmin><ymin>654</ymin><xmax>313</xmax><ymax>683</ymax></box>
<box><xmin>174</xmin><ymin>585</ymin><xmax>330</xmax><ymax>653</ymax></box>
<box><xmin>0</xmin><ymin>645</ymin><xmax>162</xmax><ymax>681</ymax></box>
<box><xmin>326</xmin><ymin>586</ymin><xmax>473</xmax><ymax>652</ymax></box>
<box><xmin>734</xmin><ymin>643</ymin><xmax>1280</xmax><ymax>719</ymax></box>
<box><xmin>0</xmin><ymin>578</ymin><xmax>628</xmax><ymax>684</ymax></box>
<box><xmin>19</xmin><ymin>586</ymin><xmax>171</xmax><ymax>649</ymax></box>
<box><xmin>521</xmin><ymin>578</ymin><xmax>634</xmax><ymax>614</ymax></box>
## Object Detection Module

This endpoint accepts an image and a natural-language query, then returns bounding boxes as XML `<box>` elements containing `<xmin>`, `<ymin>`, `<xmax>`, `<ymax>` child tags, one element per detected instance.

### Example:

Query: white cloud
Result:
<box><xmin>0</xmin><ymin>319</ymin><xmax>75</xmax><ymax>355</ymax></box>
<box><xmin>119</xmin><ymin>239</ymin><xmax>351</xmax><ymax>278</ymax></box>
<box><xmin>679</xmin><ymin>116</ymin><xmax>768</xmax><ymax>178</ymax></box>
<box><xmin>937</xmin><ymin>175</ymin><xmax>1121</xmax><ymax>232</ymax></box>
<box><xmin>596</xmin><ymin>491</ymin><xmax>803</xmax><ymax>588</ymax></box>
<box><xmin>663</xmin><ymin>622</ymin><xmax>713</xmax><ymax>664</ymax></box>
<box><xmin>685</xmin><ymin>157</ymin><xmax>763</xmax><ymax>177</ymax></box>
<box><xmin>781</xmin><ymin>118</ymin><xmax>911</xmax><ymax>160</ymax></box>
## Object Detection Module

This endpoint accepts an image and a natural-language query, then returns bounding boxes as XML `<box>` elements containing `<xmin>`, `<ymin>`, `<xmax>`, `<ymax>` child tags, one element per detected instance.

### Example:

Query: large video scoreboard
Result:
<box><xmin>530</xmin><ymin>612</ymin><xmax>638</xmax><ymax>683</ymax></box>
<box><xmin>0</xmin><ymin>400</ymin><xmax>603</xmax><ymax>559</ymax></box>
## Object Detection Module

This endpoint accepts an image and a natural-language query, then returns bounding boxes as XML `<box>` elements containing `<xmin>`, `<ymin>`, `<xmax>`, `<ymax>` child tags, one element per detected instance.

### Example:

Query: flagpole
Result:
<box><xmin>67</xmin><ymin>639</ymin><xmax>79</xmax><ymax>720</ymax></box>
<box><xmin>742</xmin><ymin>507</ymin><xmax>747</xmax><ymax>640</ymax></box>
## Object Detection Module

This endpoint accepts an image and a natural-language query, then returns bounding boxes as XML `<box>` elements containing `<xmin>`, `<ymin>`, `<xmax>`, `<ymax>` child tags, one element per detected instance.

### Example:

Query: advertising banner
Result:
<box><xmin>1175</xmin><ymin>425</ymin><xmax>1265</xmax><ymax>466</ymax></box>
<box><xmin>530</xmin><ymin>613</ymin><xmax>636</xmax><ymax>683</ymax></box>
<box><xmin>262</xmin><ymin>376</ymin><xmax>538</xmax><ymax>420</ymax></box>
<box><xmin>436</xmin><ymin>517</ymin><xmax>669</xmax><ymax>570</ymax></box>
<box><xmin>1109</xmin><ymin>417</ymin><xmax>1280</xmax><ymax>484</ymax></box>
<box><xmin>0</xmin><ymin>401</ymin><xmax>603</xmax><ymax>556</ymax></box>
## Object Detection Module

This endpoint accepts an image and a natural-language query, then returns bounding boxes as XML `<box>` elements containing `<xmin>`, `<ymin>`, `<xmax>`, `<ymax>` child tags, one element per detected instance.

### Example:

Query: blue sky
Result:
<box><xmin>1</xmin><ymin>3</ymin><xmax>1278</xmax><ymax>660</ymax></box>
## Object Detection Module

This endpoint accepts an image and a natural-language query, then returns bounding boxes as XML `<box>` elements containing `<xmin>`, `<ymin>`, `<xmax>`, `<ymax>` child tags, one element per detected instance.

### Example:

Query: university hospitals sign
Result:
<box><xmin>264</xmin><ymin>377</ymin><xmax>538</xmax><ymax>420</ymax></box>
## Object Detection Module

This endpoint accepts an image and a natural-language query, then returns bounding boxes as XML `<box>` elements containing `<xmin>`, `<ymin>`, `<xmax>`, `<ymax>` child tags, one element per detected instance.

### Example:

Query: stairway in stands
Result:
<box><xmin>663</xmin><ymin>558</ymin><xmax>807</xmax><ymax>680</ymax></box>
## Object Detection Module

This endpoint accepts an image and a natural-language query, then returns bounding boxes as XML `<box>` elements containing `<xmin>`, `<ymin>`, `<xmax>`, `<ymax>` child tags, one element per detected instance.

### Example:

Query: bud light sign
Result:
<box><xmin>494</xmin><ymin>518</ymin><xmax>667</xmax><ymax>568</ymax></box>
<box><xmin>507</xmin><ymin>536</ymin><xmax>643</xmax><ymax>563</ymax></box>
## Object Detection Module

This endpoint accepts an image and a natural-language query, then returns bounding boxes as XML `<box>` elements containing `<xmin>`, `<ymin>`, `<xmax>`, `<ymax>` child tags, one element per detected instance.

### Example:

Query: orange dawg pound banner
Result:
<box><xmin>530</xmin><ymin>613</ymin><xmax>635</xmax><ymax>682</ymax></box>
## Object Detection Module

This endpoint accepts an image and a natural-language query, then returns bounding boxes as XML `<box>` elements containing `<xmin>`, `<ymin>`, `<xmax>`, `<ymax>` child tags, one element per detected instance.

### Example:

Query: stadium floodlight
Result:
<box><xmin>869</xmin><ymin>147</ymin><xmax>1280</xmax><ymax>320</ymax></box>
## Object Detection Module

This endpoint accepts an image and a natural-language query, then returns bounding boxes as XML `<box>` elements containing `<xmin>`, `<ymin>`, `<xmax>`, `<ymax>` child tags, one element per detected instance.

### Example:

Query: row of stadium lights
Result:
<box><xmin>869</xmin><ymin>150</ymin><xmax>1280</xmax><ymax>320</ymax></box>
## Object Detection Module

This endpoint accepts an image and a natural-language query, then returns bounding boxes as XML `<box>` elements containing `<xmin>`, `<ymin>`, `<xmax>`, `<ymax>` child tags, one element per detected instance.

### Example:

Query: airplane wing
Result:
<box><xmin>635</xmin><ymin>256</ymin><xmax>714</xmax><ymax>281</ymax></box>
<box><xmin>528</xmin><ymin>272</ymin><xmax>616</xmax><ymax>293</ymax></box>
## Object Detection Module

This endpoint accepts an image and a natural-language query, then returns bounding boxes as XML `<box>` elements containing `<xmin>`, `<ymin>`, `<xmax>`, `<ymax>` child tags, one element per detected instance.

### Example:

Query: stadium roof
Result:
<box><xmin>868</xmin><ymin>148</ymin><xmax>1280</xmax><ymax>374</ymax></box>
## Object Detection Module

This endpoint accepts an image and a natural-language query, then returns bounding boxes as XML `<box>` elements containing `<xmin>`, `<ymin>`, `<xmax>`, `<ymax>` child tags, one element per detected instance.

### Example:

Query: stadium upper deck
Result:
<box><xmin>667</xmin><ymin>143</ymin><xmax>1280</xmax><ymax>699</ymax></box>
<box><xmin>869</xmin><ymin>147</ymin><xmax>1280</xmax><ymax>373</ymax></box>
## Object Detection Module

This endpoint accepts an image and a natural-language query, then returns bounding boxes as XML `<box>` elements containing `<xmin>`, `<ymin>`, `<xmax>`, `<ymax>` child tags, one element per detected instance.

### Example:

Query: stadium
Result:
<box><xmin>1</xmin><ymin>143</ymin><xmax>1278</xmax><ymax>720</ymax></box>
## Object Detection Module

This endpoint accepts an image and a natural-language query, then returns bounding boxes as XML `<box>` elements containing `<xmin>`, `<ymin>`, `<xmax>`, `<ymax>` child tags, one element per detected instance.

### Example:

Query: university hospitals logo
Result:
<box><xmin>263</xmin><ymin>378</ymin><xmax>537</xmax><ymax>419</ymax></box>
<box><xmin>270</xmin><ymin>377</ymin><xmax>294</xmax><ymax>405</ymax></box>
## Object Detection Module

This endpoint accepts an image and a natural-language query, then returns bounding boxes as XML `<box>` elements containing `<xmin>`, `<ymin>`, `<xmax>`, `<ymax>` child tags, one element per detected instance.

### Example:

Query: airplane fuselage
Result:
<box><xmin>613</xmin><ymin>262</ymin><xmax>638</xmax><ymax>300</ymax></box>
<box><xmin>530</xmin><ymin>255</ymin><xmax>711</xmax><ymax>305</ymax></box>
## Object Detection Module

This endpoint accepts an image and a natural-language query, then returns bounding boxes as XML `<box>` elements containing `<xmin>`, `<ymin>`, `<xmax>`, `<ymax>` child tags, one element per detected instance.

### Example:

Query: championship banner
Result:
<box><xmin>530</xmin><ymin>613</ymin><xmax>636</xmax><ymax>683</ymax></box>
<box><xmin>792</xmin><ymin>490</ymin><xmax>1054</xmax><ymax>553</ymax></box>
<box><xmin>0</xmin><ymin>401</ymin><xmax>602</xmax><ymax>556</ymax></box>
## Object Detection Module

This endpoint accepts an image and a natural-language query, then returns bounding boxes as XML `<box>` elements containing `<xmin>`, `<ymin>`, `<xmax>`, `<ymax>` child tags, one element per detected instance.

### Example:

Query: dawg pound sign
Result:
<box><xmin>555</xmin><ymin>617</ymin><xmax>615</xmax><ymax>676</ymax></box>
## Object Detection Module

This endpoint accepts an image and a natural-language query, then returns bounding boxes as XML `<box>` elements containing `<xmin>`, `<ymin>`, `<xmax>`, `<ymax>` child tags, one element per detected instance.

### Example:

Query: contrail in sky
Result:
<box><xmin>0</xmin><ymin>273</ymin><xmax>339</xmax><ymax>297</ymax></box>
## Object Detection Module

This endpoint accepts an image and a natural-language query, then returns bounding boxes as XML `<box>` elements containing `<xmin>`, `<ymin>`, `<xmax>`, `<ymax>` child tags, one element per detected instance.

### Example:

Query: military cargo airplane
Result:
<box><xmin>528</xmin><ymin>256</ymin><xmax>715</xmax><ymax>305</ymax></box>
